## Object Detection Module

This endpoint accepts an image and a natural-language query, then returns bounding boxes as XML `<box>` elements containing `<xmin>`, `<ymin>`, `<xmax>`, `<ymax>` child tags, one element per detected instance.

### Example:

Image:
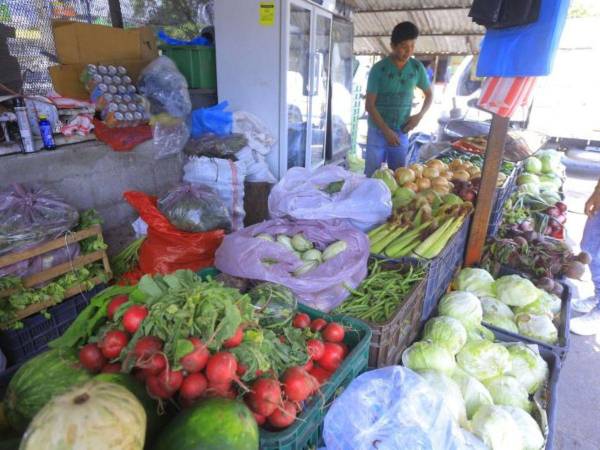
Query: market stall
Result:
<box><xmin>0</xmin><ymin>0</ymin><xmax>578</xmax><ymax>449</ymax></box>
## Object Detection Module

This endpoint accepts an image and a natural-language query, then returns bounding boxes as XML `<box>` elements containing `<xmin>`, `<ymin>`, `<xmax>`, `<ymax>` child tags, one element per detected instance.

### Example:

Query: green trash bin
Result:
<box><xmin>161</xmin><ymin>45</ymin><xmax>217</xmax><ymax>90</ymax></box>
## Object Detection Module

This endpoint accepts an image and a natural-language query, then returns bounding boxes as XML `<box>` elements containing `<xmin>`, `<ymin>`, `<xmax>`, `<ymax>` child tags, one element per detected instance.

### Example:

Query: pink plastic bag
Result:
<box><xmin>214</xmin><ymin>219</ymin><xmax>369</xmax><ymax>311</ymax></box>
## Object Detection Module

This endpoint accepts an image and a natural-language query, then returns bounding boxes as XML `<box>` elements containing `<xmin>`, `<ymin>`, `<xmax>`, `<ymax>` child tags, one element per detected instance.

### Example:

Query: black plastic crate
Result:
<box><xmin>0</xmin><ymin>284</ymin><xmax>106</xmax><ymax>366</ymax></box>
<box><xmin>487</xmin><ymin>166</ymin><xmax>520</xmax><ymax>237</ymax></box>
<box><xmin>0</xmin><ymin>363</ymin><xmax>21</xmax><ymax>399</ymax></box>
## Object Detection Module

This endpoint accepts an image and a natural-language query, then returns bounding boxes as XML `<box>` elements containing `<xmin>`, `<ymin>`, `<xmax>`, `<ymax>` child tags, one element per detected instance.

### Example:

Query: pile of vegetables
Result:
<box><xmin>438</xmin><ymin>149</ymin><xmax>515</xmax><ymax>186</ymax></box>
<box><xmin>483</xmin><ymin>229</ymin><xmax>589</xmax><ymax>281</ymax></box>
<box><xmin>256</xmin><ymin>232</ymin><xmax>347</xmax><ymax>276</ymax></box>
<box><xmin>452</xmin><ymin>268</ymin><xmax>562</xmax><ymax>345</ymax></box>
<box><xmin>402</xmin><ymin>282</ymin><xmax>550</xmax><ymax>449</ymax></box>
<box><xmin>46</xmin><ymin>270</ymin><xmax>353</xmax><ymax>432</ymax></box>
<box><xmin>334</xmin><ymin>260</ymin><xmax>426</xmax><ymax>323</ymax></box>
<box><xmin>367</xmin><ymin>189</ymin><xmax>472</xmax><ymax>259</ymax></box>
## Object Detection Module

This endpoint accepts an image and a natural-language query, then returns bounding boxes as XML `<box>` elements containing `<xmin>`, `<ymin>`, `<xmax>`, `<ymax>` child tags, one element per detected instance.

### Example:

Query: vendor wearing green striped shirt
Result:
<box><xmin>365</xmin><ymin>22</ymin><xmax>433</xmax><ymax>176</ymax></box>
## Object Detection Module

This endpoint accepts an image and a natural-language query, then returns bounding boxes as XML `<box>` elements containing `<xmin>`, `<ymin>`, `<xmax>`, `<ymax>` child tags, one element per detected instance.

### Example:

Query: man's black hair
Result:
<box><xmin>391</xmin><ymin>22</ymin><xmax>419</xmax><ymax>45</ymax></box>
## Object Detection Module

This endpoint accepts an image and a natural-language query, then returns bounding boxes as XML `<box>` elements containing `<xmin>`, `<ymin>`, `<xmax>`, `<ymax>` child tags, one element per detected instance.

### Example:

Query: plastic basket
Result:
<box><xmin>487</xmin><ymin>163</ymin><xmax>520</xmax><ymax>237</ymax></box>
<box><xmin>0</xmin><ymin>284</ymin><xmax>106</xmax><ymax>366</ymax></box>
<box><xmin>161</xmin><ymin>45</ymin><xmax>216</xmax><ymax>90</ymax></box>
<box><xmin>259</xmin><ymin>304</ymin><xmax>372</xmax><ymax>450</ymax></box>
<box><xmin>0</xmin><ymin>363</ymin><xmax>20</xmax><ymax>399</ymax></box>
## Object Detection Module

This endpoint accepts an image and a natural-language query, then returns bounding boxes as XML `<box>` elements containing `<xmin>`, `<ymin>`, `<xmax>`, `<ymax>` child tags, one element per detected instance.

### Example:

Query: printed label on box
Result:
<box><xmin>259</xmin><ymin>1</ymin><xmax>275</xmax><ymax>26</ymax></box>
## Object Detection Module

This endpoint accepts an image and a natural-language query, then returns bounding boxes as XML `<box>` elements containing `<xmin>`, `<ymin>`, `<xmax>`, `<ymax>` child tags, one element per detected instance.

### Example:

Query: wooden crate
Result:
<box><xmin>0</xmin><ymin>224</ymin><xmax>112</xmax><ymax>322</ymax></box>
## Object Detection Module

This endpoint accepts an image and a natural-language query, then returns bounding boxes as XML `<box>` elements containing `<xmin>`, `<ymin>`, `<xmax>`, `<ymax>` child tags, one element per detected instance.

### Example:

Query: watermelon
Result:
<box><xmin>249</xmin><ymin>283</ymin><xmax>297</xmax><ymax>329</ymax></box>
<box><xmin>153</xmin><ymin>398</ymin><xmax>259</xmax><ymax>450</ymax></box>
<box><xmin>4</xmin><ymin>349</ymin><xmax>92</xmax><ymax>432</ymax></box>
<box><xmin>95</xmin><ymin>373</ymin><xmax>169</xmax><ymax>440</ymax></box>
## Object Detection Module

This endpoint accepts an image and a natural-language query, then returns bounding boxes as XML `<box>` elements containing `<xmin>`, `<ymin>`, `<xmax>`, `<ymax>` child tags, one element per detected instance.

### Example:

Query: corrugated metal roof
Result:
<box><xmin>352</xmin><ymin>0</ymin><xmax>484</xmax><ymax>55</ymax></box>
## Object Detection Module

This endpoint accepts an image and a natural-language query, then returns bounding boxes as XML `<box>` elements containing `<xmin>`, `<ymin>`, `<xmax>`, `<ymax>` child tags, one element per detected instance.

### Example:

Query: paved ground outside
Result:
<box><xmin>554</xmin><ymin>172</ymin><xmax>600</xmax><ymax>450</ymax></box>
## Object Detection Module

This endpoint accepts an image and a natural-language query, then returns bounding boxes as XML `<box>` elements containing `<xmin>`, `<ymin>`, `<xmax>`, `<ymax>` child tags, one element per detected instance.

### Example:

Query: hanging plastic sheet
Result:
<box><xmin>476</xmin><ymin>0</ymin><xmax>570</xmax><ymax>77</ymax></box>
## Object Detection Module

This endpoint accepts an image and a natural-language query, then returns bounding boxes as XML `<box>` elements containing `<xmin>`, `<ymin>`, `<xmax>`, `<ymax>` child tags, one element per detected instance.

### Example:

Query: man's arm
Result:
<box><xmin>366</xmin><ymin>93</ymin><xmax>400</xmax><ymax>146</ymax></box>
<box><xmin>585</xmin><ymin>179</ymin><xmax>600</xmax><ymax>216</ymax></box>
<box><xmin>402</xmin><ymin>86</ymin><xmax>433</xmax><ymax>133</ymax></box>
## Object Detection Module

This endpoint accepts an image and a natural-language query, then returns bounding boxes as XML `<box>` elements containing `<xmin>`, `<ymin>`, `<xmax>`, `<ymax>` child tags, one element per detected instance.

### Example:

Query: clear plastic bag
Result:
<box><xmin>232</xmin><ymin>111</ymin><xmax>276</xmax><ymax>156</ymax></box>
<box><xmin>0</xmin><ymin>241</ymin><xmax>81</xmax><ymax>280</ymax></box>
<box><xmin>0</xmin><ymin>184</ymin><xmax>79</xmax><ymax>256</ymax></box>
<box><xmin>268</xmin><ymin>165</ymin><xmax>392</xmax><ymax>232</ymax></box>
<box><xmin>151</xmin><ymin>118</ymin><xmax>190</xmax><ymax>159</ymax></box>
<box><xmin>323</xmin><ymin>366</ymin><xmax>487</xmax><ymax>450</ymax></box>
<box><xmin>138</xmin><ymin>56</ymin><xmax>192</xmax><ymax>118</ymax></box>
<box><xmin>157</xmin><ymin>183</ymin><xmax>232</xmax><ymax>232</ymax></box>
<box><xmin>214</xmin><ymin>218</ymin><xmax>369</xmax><ymax>311</ymax></box>
<box><xmin>184</xmin><ymin>133</ymin><xmax>248</xmax><ymax>158</ymax></box>
<box><xmin>235</xmin><ymin>147</ymin><xmax>277</xmax><ymax>183</ymax></box>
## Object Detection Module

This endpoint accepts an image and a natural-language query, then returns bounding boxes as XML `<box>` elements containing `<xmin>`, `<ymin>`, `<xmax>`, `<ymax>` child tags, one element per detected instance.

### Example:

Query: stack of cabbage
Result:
<box><xmin>402</xmin><ymin>287</ymin><xmax>549</xmax><ymax>449</ymax></box>
<box><xmin>454</xmin><ymin>268</ymin><xmax>561</xmax><ymax>345</ymax></box>
<box><xmin>517</xmin><ymin>150</ymin><xmax>564</xmax><ymax>207</ymax></box>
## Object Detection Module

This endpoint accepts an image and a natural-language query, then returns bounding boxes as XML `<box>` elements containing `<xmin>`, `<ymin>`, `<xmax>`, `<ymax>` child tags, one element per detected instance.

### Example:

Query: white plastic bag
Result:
<box><xmin>268</xmin><ymin>165</ymin><xmax>392</xmax><ymax>231</ymax></box>
<box><xmin>183</xmin><ymin>156</ymin><xmax>246</xmax><ymax>230</ymax></box>
<box><xmin>235</xmin><ymin>147</ymin><xmax>277</xmax><ymax>183</ymax></box>
<box><xmin>232</xmin><ymin>111</ymin><xmax>276</xmax><ymax>156</ymax></box>
<box><xmin>323</xmin><ymin>366</ymin><xmax>487</xmax><ymax>450</ymax></box>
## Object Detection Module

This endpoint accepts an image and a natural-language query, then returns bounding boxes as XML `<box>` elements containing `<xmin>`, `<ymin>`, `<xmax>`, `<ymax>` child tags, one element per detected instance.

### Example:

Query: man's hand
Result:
<box><xmin>403</xmin><ymin>114</ymin><xmax>423</xmax><ymax>133</ymax></box>
<box><xmin>383</xmin><ymin>128</ymin><xmax>401</xmax><ymax>146</ymax></box>
<box><xmin>585</xmin><ymin>190</ymin><xmax>600</xmax><ymax>216</ymax></box>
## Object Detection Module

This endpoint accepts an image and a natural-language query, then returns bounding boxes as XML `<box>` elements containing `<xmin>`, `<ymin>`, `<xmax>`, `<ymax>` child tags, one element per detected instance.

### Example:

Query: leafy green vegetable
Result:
<box><xmin>76</xmin><ymin>209</ymin><xmax>107</xmax><ymax>254</ymax></box>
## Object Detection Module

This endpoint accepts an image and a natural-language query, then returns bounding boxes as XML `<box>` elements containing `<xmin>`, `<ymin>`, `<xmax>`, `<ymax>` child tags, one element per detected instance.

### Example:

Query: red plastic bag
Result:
<box><xmin>124</xmin><ymin>191</ymin><xmax>224</xmax><ymax>275</ymax></box>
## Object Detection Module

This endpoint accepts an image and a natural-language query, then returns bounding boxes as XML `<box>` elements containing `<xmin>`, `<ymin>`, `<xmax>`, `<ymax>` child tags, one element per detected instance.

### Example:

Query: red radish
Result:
<box><xmin>310</xmin><ymin>318</ymin><xmax>327</xmax><ymax>332</ymax></box>
<box><xmin>122</xmin><ymin>305</ymin><xmax>148</xmax><ymax>334</ymax></box>
<box><xmin>206</xmin><ymin>352</ymin><xmax>238</xmax><ymax>385</ymax></box>
<box><xmin>322</xmin><ymin>323</ymin><xmax>345</xmax><ymax>343</ymax></box>
<box><xmin>159</xmin><ymin>369</ymin><xmax>184</xmax><ymax>393</ymax></box>
<box><xmin>338</xmin><ymin>342</ymin><xmax>349</xmax><ymax>358</ymax></box>
<box><xmin>134</xmin><ymin>336</ymin><xmax>163</xmax><ymax>359</ymax></box>
<box><xmin>107</xmin><ymin>295</ymin><xmax>128</xmax><ymax>320</ymax></box>
<box><xmin>319</xmin><ymin>342</ymin><xmax>344</xmax><ymax>372</ymax></box>
<box><xmin>79</xmin><ymin>343</ymin><xmax>106</xmax><ymax>373</ymax></box>
<box><xmin>236</xmin><ymin>363</ymin><xmax>248</xmax><ymax>376</ymax></box>
<box><xmin>267</xmin><ymin>401</ymin><xmax>297</xmax><ymax>429</ymax></box>
<box><xmin>546</xmin><ymin>206</ymin><xmax>560</xmax><ymax>217</ymax></box>
<box><xmin>141</xmin><ymin>353</ymin><xmax>167</xmax><ymax>376</ymax></box>
<box><xmin>278</xmin><ymin>336</ymin><xmax>286</xmax><ymax>344</ymax></box>
<box><xmin>309</xmin><ymin>365</ymin><xmax>333</xmax><ymax>385</ymax></box>
<box><xmin>207</xmin><ymin>380</ymin><xmax>236</xmax><ymax>399</ymax></box>
<box><xmin>223</xmin><ymin>326</ymin><xmax>244</xmax><ymax>348</ymax></box>
<box><xmin>179</xmin><ymin>373</ymin><xmax>208</xmax><ymax>400</ymax></box>
<box><xmin>101</xmin><ymin>362</ymin><xmax>122</xmax><ymax>373</ymax></box>
<box><xmin>282</xmin><ymin>367</ymin><xmax>313</xmax><ymax>402</ymax></box>
<box><xmin>556</xmin><ymin>202</ymin><xmax>568</xmax><ymax>213</ymax></box>
<box><xmin>255</xmin><ymin>370</ymin><xmax>264</xmax><ymax>377</ymax></box>
<box><xmin>133</xmin><ymin>368</ymin><xmax>147</xmax><ymax>383</ymax></box>
<box><xmin>556</xmin><ymin>214</ymin><xmax>567</xmax><ymax>225</ymax></box>
<box><xmin>100</xmin><ymin>330</ymin><xmax>129</xmax><ymax>359</ymax></box>
<box><xmin>180</xmin><ymin>337</ymin><xmax>210</xmax><ymax>373</ymax></box>
<box><xmin>253</xmin><ymin>411</ymin><xmax>266</xmax><ymax>426</ymax></box>
<box><xmin>292</xmin><ymin>313</ymin><xmax>311</xmax><ymax>329</ymax></box>
<box><xmin>146</xmin><ymin>375</ymin><xmax>174</xmax><ymax>400</ymax></box>
<box><xmin>303</xmin><ymin>359</ymin><xmax>314</xmax><ymax>372</ymax></box>
<box><xmin>247</xmin><ymin>378</ymin><xmax>282</xmax><ymax>416</ymax></box>
<box><xmin>306</xmin><ymin>339</ymin><xmax>325</xmax><ymax>361</ymax></box>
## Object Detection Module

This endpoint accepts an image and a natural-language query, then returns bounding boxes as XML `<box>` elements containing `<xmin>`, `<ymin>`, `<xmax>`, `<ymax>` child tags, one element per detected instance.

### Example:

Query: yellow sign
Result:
<box><xmin>259</xmin><ymin>1</ymin><xmax>276</xmax><ymax>26</ymax></box>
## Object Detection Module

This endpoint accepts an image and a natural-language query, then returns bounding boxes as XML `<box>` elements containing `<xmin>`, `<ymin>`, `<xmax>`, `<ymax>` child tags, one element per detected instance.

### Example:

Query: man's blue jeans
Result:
<box><xmin>365</xmin><ymin>127</ymin><xmax>409</xmax><ymax>177</ymax></box>
<box><xmin>581</xmin><ymin>212</ymin><xmax>600</xmax><ymax>296</ymax></box>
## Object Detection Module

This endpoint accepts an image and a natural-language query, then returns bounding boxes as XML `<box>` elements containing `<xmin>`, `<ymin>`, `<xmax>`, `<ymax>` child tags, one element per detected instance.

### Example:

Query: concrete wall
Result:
<box><xmin>0</xmin><ymin>140</ymin><xmax>184</xmax><ymax>254</ymax></box>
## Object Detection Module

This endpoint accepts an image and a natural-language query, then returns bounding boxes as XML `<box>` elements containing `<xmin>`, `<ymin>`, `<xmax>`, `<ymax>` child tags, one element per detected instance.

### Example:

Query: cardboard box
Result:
<box><xmin>52</xmin><ymin>21</ymin><xmax>158</xmax><ymax>64</ymax></box>
<box><xmin>49</xmin><ymin>21</ymin><xmax>159</xmax><ymax>99</ymax></box>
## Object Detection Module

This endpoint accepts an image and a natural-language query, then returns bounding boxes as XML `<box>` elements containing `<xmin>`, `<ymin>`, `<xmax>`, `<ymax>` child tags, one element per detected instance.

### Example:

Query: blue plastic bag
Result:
<box><xmin>158</xmin><ymin>29</ymin><xmax>210</xmax><ymax>47</ymax></box>
<box><xmin>476</xmin><ymin>0</ymin><xmax>570</xmax><ymax>77</ymax></box>
<box><xmin>190</xmin><ymin>102</ymin><xmax>233</xmax><ymax>138</ymax></box>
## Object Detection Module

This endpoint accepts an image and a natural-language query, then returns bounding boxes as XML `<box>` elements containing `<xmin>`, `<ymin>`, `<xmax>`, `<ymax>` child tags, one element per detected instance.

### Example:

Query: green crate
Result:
<box><xmin>260</xmin><ymin>304</ymin><xmax>372</xmax><ymax>450</ymax></box>
<box><xmin>161</xmin><ymin>45</ymin><xmax>217</xmax><ymax>90</ymax></box>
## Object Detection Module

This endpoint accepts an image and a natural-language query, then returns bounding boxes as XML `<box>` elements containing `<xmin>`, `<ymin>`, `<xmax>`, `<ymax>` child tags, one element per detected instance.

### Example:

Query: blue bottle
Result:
<box><xmin>38</xmin><ymin>114</ymin><xmax>56</xmax><ymax>150</ymax></box>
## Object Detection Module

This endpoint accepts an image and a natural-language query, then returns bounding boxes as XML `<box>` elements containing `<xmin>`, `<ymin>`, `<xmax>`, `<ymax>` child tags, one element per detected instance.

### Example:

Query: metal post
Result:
<box><xmin>465</xmin><ymin>113</ymin><xmax>510</xmax><ymax>266</ymax></box>
<box><xmin>108</xmin><ymin>0</ymin><xmax>123</xmax><ymax>28</ymax></box>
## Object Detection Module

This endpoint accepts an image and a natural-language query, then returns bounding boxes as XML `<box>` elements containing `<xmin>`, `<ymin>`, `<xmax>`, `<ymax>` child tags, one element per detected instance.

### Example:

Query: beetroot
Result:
<box><xmin>79</xmin><ymin>343</ymin><xmax>106</xmax><ymax>373</ymax></box>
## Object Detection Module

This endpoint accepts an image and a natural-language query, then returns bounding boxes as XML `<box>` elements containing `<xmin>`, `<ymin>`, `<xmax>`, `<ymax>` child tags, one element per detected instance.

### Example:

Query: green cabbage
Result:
<box><xmin>422</xmin><ymin>316</ymin><xmax>467</xmax><ymax>355</ymax></box>
<box><xmin>494</xmin><ymin>275</ymin><xmax>540</xmax><ymax>307</ymax></box>
<box><xmin>456</xmin><ymin>340</ymin><xmax>511</xmax><ymax>381</ymax></box>
<box><xmin>539</xmin><ymin>150</ymin><xmax>562</xmax><ymax>175</ymax></box>
<box><xmin>401</xmin><ymin>341</ymin><xmax>456</xmax><ymax>375</ymax></box>
<box><xmin>518</xmin><ymin>173</ymin><xmax>540</xmax><ymax>186</ymax></box>
<box><xmin>514</xmin><ymin>294</ymin><xmax>555</xmax><ymax>320</ymax></box>
<box><xmin>418</xmin><ymin>370</ymin><xmax>467</xmax><ymax>426</ymax></box>
<box><xmin>539</xmin><ymin>290</ymin><xmax>562</xmax><ymax>315</ymax></box>
<box><xmin>518</xmin><ymin>183</ymin><xmax>541</xmax><ymax>196</ymax></box>
<box><xmin>452</xmin><ymin>368</ymin><xmax>494</xmax><ymax>419</ymax></box>
<box><xmin>467</xmin><ymin>325</ymin><xmax>495</xmax><ymax>343</ymax></box>
<box><xmin>454</xmin><ymin>268</ymin><xmax>496</xmax><ymax>297</ymax></box>
<box><xmin>499</xmin><ymin>406</ymin><xmax>545</xmax><ymax>450</ymax></box>
<box><xmin>472</xmin><ymin>405</ymin><xmax>524</xmax><ymax>450</ymax></box>
<box><xmin>525</xmin><ymin>157</ymin><xmax>542</xmax><ymax>174</ymax></box>
<box><xmin>438</xmin><ymin>291</ymin><xmax>483</xmax><ymax>328</ymax></box>
<box><xmin>480</xmin><ymin>297</ymin><xmax>515</xmax><ymax>320</ymax></box>
<box><xmin>483</xmin><ymin>314</ymin><xmax>519</xmax><ymax>334</ymax></box>
<box><xmin>505</xmin><ymin>343</ymin><xmax>549</xmax><ymax>394</ymax></box>
<box><xmin>484</xmin><ymin>375</ymin><xmax>531</xmax><ymax>412</ymax></box>
<box><xmin>515</xmin><ymin>313</ymin><xmax>559</xmax><ymax>344</ymax></box>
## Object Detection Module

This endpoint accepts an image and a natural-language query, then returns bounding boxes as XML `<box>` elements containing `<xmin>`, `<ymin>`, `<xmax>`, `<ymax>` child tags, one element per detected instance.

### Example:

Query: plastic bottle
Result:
<box><xmin>38</xmin><ymin>114</ymin><xmax>56</xmax><ymax>150</ymax></box>
<box><xmin>14</xmin><ymin>98</ymin><xmax>36</xmax><ymax>153</ymax></box>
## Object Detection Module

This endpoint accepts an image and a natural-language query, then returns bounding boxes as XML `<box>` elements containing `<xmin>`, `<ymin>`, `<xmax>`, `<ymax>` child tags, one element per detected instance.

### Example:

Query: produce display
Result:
<box><xmin>402</xmin><ymin>288</ymin><xmax>550</xmax><ymax>449</ymax></box>
<box><xmin>451</xmin><ymin>268</ymin><xmax>562</xmax><ymax>344</ymax></box>
<box><xmin>334</xmin><ymin>260</ymin><xmax>426</xmax><ymax>323</ymax></box>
